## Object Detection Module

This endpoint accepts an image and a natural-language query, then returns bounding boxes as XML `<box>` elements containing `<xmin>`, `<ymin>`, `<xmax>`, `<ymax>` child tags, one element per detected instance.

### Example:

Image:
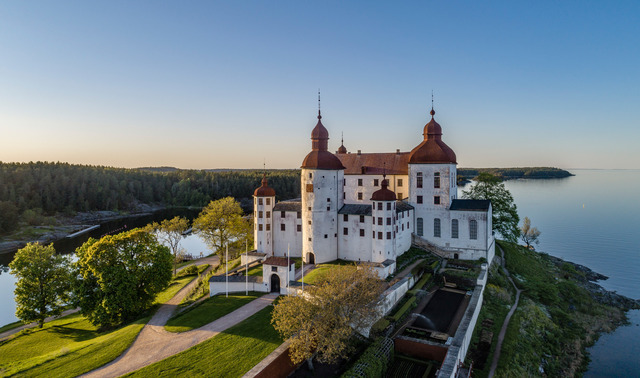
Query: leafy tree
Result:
<box><xmin>9</xmin><ymin>243</ymin><xmax>71</xmax><ymax>328</ymax></box>
<box><xmin>73</xmin><ymin>228</ymin><xmax>172</xmax><ymax>328</ymax></box>
<box><xmin>463</xmin><ymin>173</ymin><xmax>520</xmax><ymax>243</ymax></box>
<box><xmin>193</xmin><ymin>197</ymin><xmax>251</xmax><ymax>258</ymax></box>
<box><xmin>521</xmin><ymin>216</ymin><xmax>541</xmax><ymax>249</ymax></box>
<box><xmin>151</xmin><ymin>216</ymin><xmax>189</xmax><ymax>275</ymax></box>
<box><xmin>271</xmin><ymin>265</ymin><xmax>385</xmax><ymax>370</ymax></box>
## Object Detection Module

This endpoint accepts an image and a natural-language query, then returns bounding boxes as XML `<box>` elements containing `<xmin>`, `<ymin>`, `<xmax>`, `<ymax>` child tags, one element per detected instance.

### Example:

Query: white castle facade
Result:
<box><xmin>253</xmin><ymin>107</ymin><xmax>495</xmax><ymax>278</ymax></box>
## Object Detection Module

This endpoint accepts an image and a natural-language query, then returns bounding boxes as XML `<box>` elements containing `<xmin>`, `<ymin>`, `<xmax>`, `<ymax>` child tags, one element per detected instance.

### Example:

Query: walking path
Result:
<box><xmin>488</xmin><ymin>245</ymin><xmax>522</xmax><ymax>378</ymax></box>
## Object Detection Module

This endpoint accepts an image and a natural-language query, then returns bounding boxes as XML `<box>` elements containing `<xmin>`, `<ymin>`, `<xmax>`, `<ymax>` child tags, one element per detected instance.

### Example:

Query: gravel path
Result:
<box><xmin>488</xmin><ymin>244</ymin><xmax>522</xmax><ymax>378</ymax></box>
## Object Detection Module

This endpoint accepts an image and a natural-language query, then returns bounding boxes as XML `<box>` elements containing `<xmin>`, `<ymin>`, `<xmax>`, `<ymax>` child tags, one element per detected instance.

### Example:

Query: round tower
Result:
<box><xmin>253</xmin><ymin>174</ymin><xmax>275</xmax><ymax>255</ymax></box>
<box><xmin>371</xmin><ymin>176</ymin><xmax>397</xmax><ymax>263</ymax></box>
<box><xmin>408</xmin><ymin>107</ymin><xmax>458</xmax><ymax>239</ymax></box>
<box><xmin>301</xmin><ymin>109</ymin><xmax>345</xmax><ymax>264</ymax></box>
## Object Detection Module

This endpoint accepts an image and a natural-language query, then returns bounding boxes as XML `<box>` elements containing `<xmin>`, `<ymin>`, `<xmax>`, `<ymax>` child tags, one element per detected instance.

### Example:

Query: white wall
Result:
<box><xmin>395</xmin><ymin>208</ymin><xmax>414</xmax><ymax>255</ymax></box>
<box><xmin>254</xmin><ymin>195</ymin><xmax>274</xmax><ymax>254</ymax></box>
<box><xmin>343</xmin><ymin>174</ymin><xmax>408</xmax><ymax>204</ymax></box>
<box><xmin>337</xmin><ymin>213</ymin><xmax>373</xmax><ymax>262</ymax></box>
<box><xmin>273</xmin><ymin>210</ymin><xmax>303</xmax><ymax>258</ymax></box>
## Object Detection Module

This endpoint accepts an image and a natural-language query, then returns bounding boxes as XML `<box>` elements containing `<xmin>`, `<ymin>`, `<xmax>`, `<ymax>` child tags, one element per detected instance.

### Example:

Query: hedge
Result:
<box><xmin>389</xmin><ymin>296</ymin><xmax>417</xmax><ymax>323</ymax></box>
<box><xmin>342</xmin><ymin>337</ymin><xmax>394</xmax><ymax>378</ymax></box>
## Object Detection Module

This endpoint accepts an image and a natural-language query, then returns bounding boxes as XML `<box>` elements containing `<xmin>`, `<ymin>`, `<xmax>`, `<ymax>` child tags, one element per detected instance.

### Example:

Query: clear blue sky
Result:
<box><xmin>1</xmin><ymin>1</ymin><xmax>638</xmax><ymax>169</ymax></box>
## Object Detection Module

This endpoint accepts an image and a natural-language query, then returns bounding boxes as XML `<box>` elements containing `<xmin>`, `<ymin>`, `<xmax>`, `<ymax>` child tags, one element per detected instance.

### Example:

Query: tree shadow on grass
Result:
<box><xmin>49</xmin><ymin>324</ymin><xmax>101</xmax><ymax>342</ymax></box>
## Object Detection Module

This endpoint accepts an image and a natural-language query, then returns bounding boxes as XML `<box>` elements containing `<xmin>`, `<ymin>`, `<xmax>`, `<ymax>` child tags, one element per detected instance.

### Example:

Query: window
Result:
<box><xmin>434</xmin><ymin>172</ymin><xmax>440</xmax><ymax>188</ymax></box>
<box><xmin>308</xmin><ymin>237</ymin><xmax>312</xmax><ymax>241</ymax></box>
<box><xmin>377</xmin><ymin>202</ymin><xmax>382</xmax><ymax>210</ymax></box>
<box><xmin>470</xmin><ymin>220</ymin><xmax>478</xmax><ymax>240</ymax></box>
<box><xmin>397</xmin><ymin>193</ymin><xmax>403</xmax><ymax>200</ymax></box>
<box><xmin>387</xmin><ymin>232</ymin><xmax>391</xmax><ymax>240</ymax></box>
<box><xmin>378</xmin><ymin>232</ymin><xmax>383</xmax><ymax>239</ymax></box>
<box><xmin>272</xmin><ymin>266</ymin><xmax>277</xmax><ymax>272</ymax></box>
<box><xmin>259</xmin><ymin>224</ymin><xmax>263</xmax><ymax>231</ymax></box>
<box><xmin>452</xmin><ymin>219</ymin><xmax>459</xmax><ymax>238</ymax></box>
<box><xmin>297</xmin><ymin>211</ymin><xmax>301</xmax><ymax>219</ymax></box>
<box><xmin>358</xmin><ymin>192</ymin><xmax>363</xmax><ymax>200</ymax></box>
<box><xmin>417</xmin><ymin>217</ymin><xmax>423</xmax><ymax>236</ymax></box>
<box><xmin>280</xmin><ymin>211</ymin><xmax>285</xmax><ymax>218</ymax></box>
<box><xmin>297</xmin><ymin>224</ymin><xmax>302</xmax><ymax>232</ymax></box>
<box><xmin>359</xmin><ymin>215</ymin><xmax>365</xmax><ymax>223</ymax></box>
<box><xmin>397</xmin><ymin>178</ymin><xmax>403</xmax><ymax>187</ymax></box>
<box><xmin>402</xmin><ymin>224</ymin><xmax>404</xmax><ymax>231</ymax></box>
<box><xmin>281</xmin><ymin>224</ymin><xmax>285</xmax><ymax>231</ymax></box>
<box><xmin>266</xmin><ymin>211</ymin><xmax>270</xmax><ymax>218</ymax></box>
<box><xmin>324</xmin><ymin>234</ymin><xmax>328</xmax><ymax>238</ymax></box>
<box><xmin>343</xmin><ymin>228</ymin><xmax>348</xmax><ymax>235</ymax></box>
<box><xmin>327</xmin><ymin>206</ymin><xmax>330</xmax><ymax>211</ymax></box>
<box><xmin>372</xmin><ymin>231</ymin><xmax>375</xmax><ymax>238</ymax></box>
<box><xmin>258</xmin><ymin>211</ymin><xmax>263</xmax><ymax>218</ymax></box>
<box><xmin>266</xmin><ymin>198</ymin><xmax>271</xmax><ymax>205</ymax></box>
<box><xmin>308</xmin><ymin>207</ymin><xmax>311</xmax><ymax>211</ymax></box>
<box><xmin>417</xmin><ymin>172</ymin><xmax>423</xmax><ymax>188</ymax></box>
<box><xmin>309</xmin><ymin>173</ymin><xmax>312</xmax><ymax>179</ymax></box>
<box><xmin>378</xmin><ymin>217</ymin><xmax>383</xmax><ymax>225</ymax></box>
<box><xmin>360</xmin><ymin>229</ymin><xmax>365</xmax><ymax>237</ymax></box>
<box><xmin>266</xmin><ymin>224</ymin><xmax>270</xmax><ymax>231</ymax></box>
<box><xmin>434</xmin><ymin>218</ymin><xmax>441</xmax><ymax>237</ymax></box>
<box><xmin>343</xmin><ymin>192</ymin><xmax>346</xmax><ymax>199</ymax></box>
<box><xmin>434</xmin><ymin>196</ymin><xmax>440</xmax><ymax>205</ymax></box>
<box><xmin>343</xmin><ymin>179</ymin><xmax>346</xmax><ymax>185</ymax></box>
<box><xmin>358</xmin><ymin>178</ymin><xmax>363</xmax><ymax>186</ymax></box>
<box><xmin>258</xmin><ymin>198</ymin><xmax>263</xmax><ymax>205</ymax></box>
<box><xmin>417</xmin><ymin>196</ymin><xmax>423</xmax><ymax>204</ymax></box>
<box><xmin>386</xmin><ymin>217</ymin><xmax>391</xmax><ymax>225</ymax></box>
<box><xmin>327</xmin><ymin>198</ymin><xmax>331</xmax><ymax>202</ymax></box>
<box><xmin>308</xmin><ymin>220</ymin><xmax>311</xmax><ymax>225</ymax></box>
<box><xmin>374</xmin><ymin>179</ymin><xmax>379</xmax><ymax>186</ymax></box>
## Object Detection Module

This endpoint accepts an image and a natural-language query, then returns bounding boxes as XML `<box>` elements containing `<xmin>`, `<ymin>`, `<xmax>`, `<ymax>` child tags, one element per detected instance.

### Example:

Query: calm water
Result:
<box><xmin>471</xmin><ymin>169</ymin><xmax>640</xmax><ymax>376</ymax></box>
<box><xmin>0</xmin><ymin>209</ymin><xmax>209</xmax><ymax>326</ymax></box>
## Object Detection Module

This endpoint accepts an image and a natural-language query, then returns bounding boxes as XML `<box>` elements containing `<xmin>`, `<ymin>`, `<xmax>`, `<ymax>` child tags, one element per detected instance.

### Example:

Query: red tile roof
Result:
<box><xmin>336</xmin><ymin>152</ymin><xmax>410</xmax><ymax>175</ymax></box>
<box><xmin>263</xmin><ymin>256</ymin><xmax>294</xmax><ymax>267</ymax></box>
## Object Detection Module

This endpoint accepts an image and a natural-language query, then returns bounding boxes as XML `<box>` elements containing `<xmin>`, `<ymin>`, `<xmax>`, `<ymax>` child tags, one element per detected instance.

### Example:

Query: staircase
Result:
<box><xmin>411</xmin><ymin>234</ymin><xmax>450</xmax><ymax>258</ymax></box>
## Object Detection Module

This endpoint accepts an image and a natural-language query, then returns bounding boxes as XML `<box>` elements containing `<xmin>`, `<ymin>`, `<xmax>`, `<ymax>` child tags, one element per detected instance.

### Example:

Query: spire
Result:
<box><xmin>318</xmin><ymin>90</ymin><xmax>322</xmax><ymax>119</ymax></box>
<box><xmin>430</xmin><ymin>90</ymin><xmax>435</xmax><ymax>118</ymax></box>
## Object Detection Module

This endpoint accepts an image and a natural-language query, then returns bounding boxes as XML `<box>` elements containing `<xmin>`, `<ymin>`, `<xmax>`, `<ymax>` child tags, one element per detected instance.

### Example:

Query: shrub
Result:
<box><xmin>177</xmin><ymin>264</ymin><xmax>199</xmax><ymax>277</ymax></box>
<box><xmin>342</xmin><ymin>337</ymin><xmax>394</xmax><ymax>378</ymax></box>
<box><xmin>389</xmin><ymin>296</ymin><xmax>417</xmax><ymax>323</ymax></box>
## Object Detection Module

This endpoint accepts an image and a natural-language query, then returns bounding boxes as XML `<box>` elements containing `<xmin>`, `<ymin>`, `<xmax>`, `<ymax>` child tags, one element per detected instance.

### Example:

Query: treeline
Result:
<box><xmin>458</xmin><ymin>167</ymin><xmax>573</xmax><ymax>181</ymax></box>
<box><xmin>0</xmin><ymin>162</ymin><xmax>300</xmax><ymax>232</ymax></box>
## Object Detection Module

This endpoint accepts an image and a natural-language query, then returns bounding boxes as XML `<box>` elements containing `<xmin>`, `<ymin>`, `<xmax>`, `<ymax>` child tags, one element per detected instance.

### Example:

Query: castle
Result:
<box><xmin>252</xmin><ymin>106</ymin><xmax>495</xmax><ymax>278</ymax></box>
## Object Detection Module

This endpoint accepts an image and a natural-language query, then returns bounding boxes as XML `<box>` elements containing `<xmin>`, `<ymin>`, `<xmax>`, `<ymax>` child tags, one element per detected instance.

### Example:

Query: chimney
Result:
<box><xmin>357</xmin><ymin>150</ymin><xmax>361</xmax><ymax>155</ymax></box>
<box><xmin>396</xmin><ymin>149</ymin><xmax>400</xmax><ymax>154</ymax></box>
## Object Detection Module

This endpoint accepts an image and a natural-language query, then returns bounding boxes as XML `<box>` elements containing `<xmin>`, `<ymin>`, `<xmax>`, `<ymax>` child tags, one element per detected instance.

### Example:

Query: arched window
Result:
<box><xmin>451</xmin><ymin>219</ymin><xmax>459</xmax><ymax>239</ymax></box>
<box><xmin>417</xmin><ymin>217</ymin><xmax>424</xmax><ymax>236</ymax></box>
<box><xmin>470</xmin><ymin>220</ymin><xmax>478</xmax><ymax>240</ymax></box>
<box><xmin>434</xmin><ymin>218</ymin><xmax>441</xmax><ymax>237</ymax></box>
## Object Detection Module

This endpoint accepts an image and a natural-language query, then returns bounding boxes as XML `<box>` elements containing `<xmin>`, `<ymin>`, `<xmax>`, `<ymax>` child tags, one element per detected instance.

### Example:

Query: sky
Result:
<box><xmin>0</xmin><ymin>1</ymin><xmax>638</xmax><ymax>170</ymax></box>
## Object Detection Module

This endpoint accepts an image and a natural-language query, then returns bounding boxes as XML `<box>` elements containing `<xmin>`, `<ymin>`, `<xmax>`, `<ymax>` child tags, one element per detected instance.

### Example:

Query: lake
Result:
<box><xmin>1</xmin><ymin>170</ymin><xmax>638</xmax><ymax>374</ymax></box>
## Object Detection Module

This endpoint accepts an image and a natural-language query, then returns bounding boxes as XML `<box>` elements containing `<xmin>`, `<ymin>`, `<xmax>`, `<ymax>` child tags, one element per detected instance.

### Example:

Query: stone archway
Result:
<box><xmin>307</xmin><ymin>252</ymin><xmax>315</xmax><ymax>265</ymax></box>
<box><xmin>270</xmin><ymin>274</ymin><xmax>280</xmax><ymax>293</ymax></box>
<box><xmin>454</xmin><ymin>253</ymin><xmax>459</xmax><ymax>260</ymax></box>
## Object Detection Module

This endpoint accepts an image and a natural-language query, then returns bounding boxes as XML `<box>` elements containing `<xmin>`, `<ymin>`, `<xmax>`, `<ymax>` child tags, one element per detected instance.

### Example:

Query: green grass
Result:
<box><xmin>0</xmin><ymin>321</ymin><xmax>23</xmax><ymax>334</ymax></box>
<box><xmin>154</xmin><ymin>265</ymin><xmax>207</xmax><ymax>305</ymax></box>
<box><xmin>298</xmin><ymin>260</ymin><xmax>355</xmax><ymax>285</ymax></box>
<box><xmin>0</xmin><ymin>312</ymin><xmax>149</xmax><ymax>377</ymax></box>
<box><xmin>128</xmin><ymin>304</ymin><xmax>283</xmax><ymax>377</ymax></box>
<box><xmin>165</xmin><ymin>292</ymin><xmax>265</xmax><ymax>333</ymax></box>
<box><xmin>247</xmin><ymin>264</ymin><xmax>263</xmax><ymax>276</ymax></box>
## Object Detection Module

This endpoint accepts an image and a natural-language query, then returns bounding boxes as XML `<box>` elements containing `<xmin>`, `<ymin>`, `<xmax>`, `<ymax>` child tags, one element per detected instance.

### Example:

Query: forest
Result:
<box><xmin>0</xmin><ymin>162</ymin><xmax>299</xmax><ymax>233</ymax></box>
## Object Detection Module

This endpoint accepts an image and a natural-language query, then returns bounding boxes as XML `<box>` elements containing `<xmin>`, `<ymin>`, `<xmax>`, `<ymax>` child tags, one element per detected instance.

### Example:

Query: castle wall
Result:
<box><xmin>395</xmin><ymin>208</ymin><xmax>414</xmax><ymax>256</ymax></box>
<box><xmin>337</xmin><ymin>214</ymin><xmax>373</xmax><ymax>262</ymax></box>
<box><xmin>273</xmin><ymin>210</ymin><xmax>303</xmax><ymax>258</ymax></box>
<box><xmin>343</xmin><ymin>174</ymin><xmax>408</xmax><ymax>204</ymax></box>
<box><xmin>254</xmin><ymin>195</ymin><xmax>274</xmax><ymax>254</ymax></box>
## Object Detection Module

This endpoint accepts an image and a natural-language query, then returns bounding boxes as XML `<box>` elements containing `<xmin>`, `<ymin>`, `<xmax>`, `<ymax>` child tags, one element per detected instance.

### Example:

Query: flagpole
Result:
<box><xmin>287</xmin><ymin>244</ymin><xmax>290</xmax><ymax>296</ymax></box>
<box><xmin>245</xmin><ymin>239</ymin><xmax>248</xmax><ymax>295</ymax></box>
<box><xmin>225</xmin><ymin>244</ymin><xmax>228</xmax><ymax>298</ymax></box>
<box><xmin>302</xmin><ymin>255</ymin><xmax>304</xmax><ymax>291</ymax></box>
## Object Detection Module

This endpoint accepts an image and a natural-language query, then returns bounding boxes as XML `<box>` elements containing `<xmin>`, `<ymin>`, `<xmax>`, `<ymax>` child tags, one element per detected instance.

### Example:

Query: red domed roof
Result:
<box><xmin>301</xmin><ymin>112</ymin><xmax>346</xmax><ymax>170</ymax></box>
<box><xmin>371</xmin><ymin>178</ymin><xmax>396</xmax><ymax>201</ymax></box>
<box><xmin>254</xmin><ymin>174</ymin><xmax>276</xmax><ymax>197</ymax></box>
<box><xmin>408</xmin><ymin>109</ymin><xmax>457</xmax><ymax>164</ymax></box>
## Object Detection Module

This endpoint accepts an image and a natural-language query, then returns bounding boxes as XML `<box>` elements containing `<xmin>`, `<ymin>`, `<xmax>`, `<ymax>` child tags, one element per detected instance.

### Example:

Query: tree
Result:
<box><xmin>271</xmin><ymin>265</ymin><xmax>386</xmax><ymax>370</ymax></box>
<box><xmin>73</xmin><ymin>228</ymin><xmax>172</xmax><ymax>328</ymax></box>
<box><xmin>521</xmin><ymin>216</ymin><xmax>541</xmax><ymax>249</ymax></box>
<box><xmin>193</xmin><ymin>197</ymin><xmax>251</xmax><ymax>258</ymax></box>
<box><xmin>151</xmin><ymin>216</ymin><xmax>189</xmax><ymax>275</ymax></box>
<box><xmin>0</xmin><ymin>200</ymin><xmax>19</xmax><ymax>233</ymax></box>
<box><xmin>9</xmin><ymin>243</ymin><xmax>70</xmax><ymax>328</ymax></box>
<box><xmin>462</xmin><ymin>173</ymin><xmax>520</xmax><ymax>243</ymax></box>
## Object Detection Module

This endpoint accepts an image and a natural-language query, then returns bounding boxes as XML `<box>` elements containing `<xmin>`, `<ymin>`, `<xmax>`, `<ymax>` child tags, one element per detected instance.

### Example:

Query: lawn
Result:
<box><xmin>0</xmin><ymin>312</ymin><xmax>149</xmax><ymax>377</ymax></box>
<box><xmin>153</xmin><ymin>264</ymin><xmax>208</xmax><ymax>305</ymax></box>
<box><xmin>0</xmin><ymin>320</ymin><xmax>23</xmax><ymax>334</ymax></box>
<box><xmin>165</xmin><ymin>292</ymin><xmax>265</xmax><ymax>333</ymax></box>
<box><xmin>298</xmin><ymin>259</ymin><xmax>355</xmax><ymax>285</ymax></box>
<box><xmin>247</xmin><ymin>264</ymin><xmax>263</xmax><ymax>276</ymax></box>
<box><xmin>128</xmin><ymin>304</ymin><xmax>283</xmax><ymax>377</ymax></box>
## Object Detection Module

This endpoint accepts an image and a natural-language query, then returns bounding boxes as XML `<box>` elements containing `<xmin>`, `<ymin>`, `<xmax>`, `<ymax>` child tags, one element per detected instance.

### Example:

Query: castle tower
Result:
<box><xmin>253</xmin><ymin>173</ymin><xmax>276</xmax><ymax>255</ymax></box>
<box><xmin>300</xmin><ymin>109</ymin><xmax>345</xmax><ymax>264</ymax></box>
<box><xmin>408</xmin><ymin>107</ymin><xmax>458</xmax><ymax>240</ymax></box>
<box><xmin>371</xmin><ymin>176</ymin><xmax>397</xmax><ymax>263</ymax></box>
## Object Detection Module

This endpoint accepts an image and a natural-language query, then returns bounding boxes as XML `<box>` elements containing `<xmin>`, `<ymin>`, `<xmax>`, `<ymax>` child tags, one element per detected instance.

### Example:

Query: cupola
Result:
<box><xmin>371</xmin><ymin>176</ymin><xmax>396</xmax><ymax>201</ymax></box>
<box><xmin>408</xmin><ymin>108</ymin><xmax>457</xmax><ymax>164</ymax></box>
<box><xmin>254</xmin><ymin>174</ymin><xmax>276</xmax><ymax>197</ymax></box>
<box><xmin>301</xmin><ymin>111</ymin><xmax>346</xmax><ymax>170</ymax></box>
